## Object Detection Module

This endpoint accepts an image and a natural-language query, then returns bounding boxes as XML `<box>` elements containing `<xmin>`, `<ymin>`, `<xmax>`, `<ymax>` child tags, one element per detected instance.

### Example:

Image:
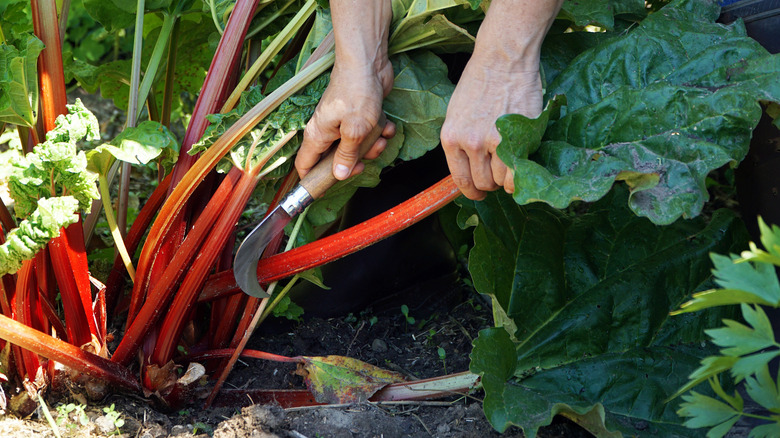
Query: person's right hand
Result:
<box><xmin>295</xmin><ymin>0</ymin><xmax>395</xmax><ymax>181</ymax></box>
<box><xmin>296</xmin><ymin>61</ymin><xmax>396</xmax><ymax>180</ymax></box>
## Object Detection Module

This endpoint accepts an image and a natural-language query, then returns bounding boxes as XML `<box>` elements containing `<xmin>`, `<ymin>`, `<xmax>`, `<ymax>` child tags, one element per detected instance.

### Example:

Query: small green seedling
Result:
<box><xmin>193</xmin><ymin>421</ymin><xmax>213</xmax><ymax>435</ymax></box>
<box><xmin>56</xmin><ymin>402</ymin><xmax>89</xmax><ymax>429</ymax></box>
<box><xmin>400</xmin><ymin>305</ymin><xmax>415</xmax><ymax>325</ymax></box>
<box><xmin>102</xmin><ymin>403</ymin><xmax>125</xmax><ymax>435</ymax></box>
<box><xmin>438</xmin><ymin>347</ymin><xmax>447</xmax><ymax>374</ymax></box>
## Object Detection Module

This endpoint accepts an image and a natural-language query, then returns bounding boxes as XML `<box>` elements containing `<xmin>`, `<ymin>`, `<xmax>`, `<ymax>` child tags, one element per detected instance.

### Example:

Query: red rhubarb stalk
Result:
<box><xmin>149</xmin><ymin>169</ymin><xmax>261</xmax><ymax>369</ymax></box>
<box><xmin>200</xmin><ymin>175</ymin><xmax>461</xmax><ymax>301</ymax></box>
<box><xmin>0</xmin><ymin>313</ymin><xmax>141</xmax><ymax>392</ymax></box>
<box><xmin>30</xmin><ymin>0</ymin><xmax>67</xmax><ymax>132</ymax></box>
<box><xmin>111</xmin><ymin>168</ymin><xmax>242</xmax><ymax>366</ymax></box>
<box><xmin>13</xmin><ymin>261</ymin><xmax>41</xmax><ymax>379</ymax></box>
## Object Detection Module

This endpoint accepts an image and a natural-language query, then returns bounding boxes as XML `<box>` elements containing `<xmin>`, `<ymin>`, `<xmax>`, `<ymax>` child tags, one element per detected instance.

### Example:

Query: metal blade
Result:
<box><xmin>233</xmin><ymin>205</ymin><xmax>292</xmax><ymax>298</ymax></box>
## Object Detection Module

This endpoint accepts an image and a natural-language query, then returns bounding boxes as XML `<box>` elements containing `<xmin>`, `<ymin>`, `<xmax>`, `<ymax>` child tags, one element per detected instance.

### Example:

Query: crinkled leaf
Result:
<box><xmin>503</xmin><ymin>0</ymin><xmax>780</xmax><ymax>225</ymax></box>
<box><xmin>384</xmin><ymin>51</ymin><xmax>454</xmax><ymax>161</ymax></box>
<box><xmin>65</xmin><ymin>57</ymin><xmax>132</xmax><ymax>111</ymax></box>
<box><xmin>0</xmin><ymin>197</ymin><xmax>79</xmax><ymax>276</ymax></box>
<box><xmin>7</xmin><ymin>101</ymin><xmax>101</xmax><ymax>217</ymax></box>
<box><xmin>465</xmin><ymin>185</ymin><xmax>747</xmax><ymax>437</ymax></box>
<box><xmin>0</xmin><ymin>0</ymin><xmax>33</xmax><ymax>45</ymax></box>
<box><xmin>559</xmin><ymin>0</ymin><xmax>646</xmax><ymax>30</ymax></box>
<box><xmin>270</xmin><ymin>295</ymin><xmax>304</xmax><ymax>321</ymax></box>
<box><xmin>298</xmin><ymin>355</ymin><xmax>407</xmax><ymax>404</ymax></box>
<box><xmin>472</xmin><ymin>328</ymin><xmax>712</xmax><ymax>437</ymax></box>
<box><xmin>0</xmin><ymin>34</ymin><xmax>43</xmax><ymax>128</ymax></box>
<box><xmin>87</xmin><ymin>121</ymin><xmax>178</xmax><ymax>175</ymax></box>
<box><xmin>46</xmin><ymin>99</ymin><xmax>101</xmax><ymax>144</ymax></box>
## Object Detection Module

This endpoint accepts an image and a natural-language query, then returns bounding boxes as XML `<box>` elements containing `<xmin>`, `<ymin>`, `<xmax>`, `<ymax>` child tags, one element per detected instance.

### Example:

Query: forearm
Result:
<box><xmin>331</xmin><ymin>0</ymin><xmax>393</xmax><ymax>71</ymax></box>
<box><xmin>472</xmin><ymin>0</ymin><xmax>563</xmax><ymax>72</ymax></box>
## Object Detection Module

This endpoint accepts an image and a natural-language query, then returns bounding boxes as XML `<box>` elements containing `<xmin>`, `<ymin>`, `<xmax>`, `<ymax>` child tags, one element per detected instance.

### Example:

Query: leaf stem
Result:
<box><xmin>98</xmin><ymin>176</ymin><xmax>136</xmax><ymax>281</ymax></box>
<box><xmin>221</xmin><ymin>0</ymin><xmax>317</xmax><ymax>113</ymax></box>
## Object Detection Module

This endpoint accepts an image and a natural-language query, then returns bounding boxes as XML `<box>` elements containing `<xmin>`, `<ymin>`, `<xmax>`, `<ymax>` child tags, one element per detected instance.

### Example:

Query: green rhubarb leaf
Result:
<box><xmin>87</xmin><ymin>120</ymin><xmax>178</xmax><ymax>175</ymax></box>
<box><xmin>65</xmin><ymin>57</ymin><xmax>132</xmax><ymax>111</ymax></box>
<box><xmin>299</xmin><ymin>355</ymin><xmax>407</xmax><ymax>404</ymax></box>
<box><xmin>388</xmin><ymin>0</ymin><xmax>479</xmax><ymax>54</ymax></box>
<box><xmin>0</xmin><ymin>0</ymin><xmax>33</xmax><ymax>45</ymax></box>
<box><xmin>384</xmin><ymin>51</ymin><xmax>455</xmax><ymax>161</ymax></box>
<box><xmin>559</xmin><ymin>0</ymin><xmax>646</xmax><ymax>30</ymax></box>
<box><xmin>465</xmin><ymin>185</ymin><xmax>748</xmax><ymax>437</ymax></box>
<box><xmin>503</xmin><ymin>0</ymin><xmax>780</xmax><ymax>225</ymax></box>
<box><xmin>7</xmin><ymin>100</ymin><xmax>100</xmax><ymax>218</ymax></box>
<box><xmin>0</xmin><ymin>34</ymin><xmax>43</xmax><ymax>128</ymax></box>
<box><xmin>82</xmin><ymin>0</ymin><xmax>176</xmax><ymax>32</ymax></box>
<box><xmin>0</xmin><ymin>197</ymin><xmax>79</xmax><ymax>276</ymax></box>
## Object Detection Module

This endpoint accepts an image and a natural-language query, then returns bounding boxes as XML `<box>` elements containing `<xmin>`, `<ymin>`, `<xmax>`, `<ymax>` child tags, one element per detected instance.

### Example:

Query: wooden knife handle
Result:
<box><xmin>299</xmin><ymin>113</ymin><xmax>387</xmax><ymax>199</ymax></box>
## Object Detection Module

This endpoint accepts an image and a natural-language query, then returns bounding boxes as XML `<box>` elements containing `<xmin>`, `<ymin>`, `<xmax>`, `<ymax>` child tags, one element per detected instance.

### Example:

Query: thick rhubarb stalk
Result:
<box><xmin>132</xmin><ymin>0</ymin><xmax>261</xmax><ymax>325</ymax></box>
<box><xmin>110</xmin><ymin>168</ymin><xmax>242</xmax><ymax>366</ymax></box>
<box><xmin>48</xmin><ymin>222</ymin><xmax>99</xmax><ymax>347</ymax></box>
<box><xmin>149</xmin><ymin>169</ymin><xmax>261</xmax><ymax>369</ymax></box>
<box><xmin>13</xmin><ymin>261</ymin><xmax>41</xmax><ymax>379</ymax></box>
<box><xmin>30</xmin><ymin>0</ymin><xmax>67</xmax><ymax>132</ymax></box>
<box><xmin>168</xmin><ymin>0</ymin><xmax>261</xmax><ymax>184</ymax></box>
<box><xmin>0</xmin><ymin>313</ymin><xmax>141</xmax><ymax>392</ymax></box>
<box><xmin>130</xmin><ymin>54</ymin><xmax>332</xmax><ymax>328</ymax></box>
<box><xmin>200</xmin><ymin>176</ymin><xmax>461</xmax><ymax>301</ymax></box>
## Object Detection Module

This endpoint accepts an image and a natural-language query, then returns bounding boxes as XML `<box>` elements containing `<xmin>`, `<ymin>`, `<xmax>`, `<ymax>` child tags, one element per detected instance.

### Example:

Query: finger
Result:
<box><xmin>349</xmin><ymin>161</ymin><xmax>365</xmax><ymax>178</ymax></box>
<box><xmin>363</xmin><ymin>137</ymin><xmax>387</xmax><ymax>160</ymax></box>
<box><xmin>504</xmin><ymin>168</ymin><xmax>515</xmax><ymax>194</ymax></box>
<box><xmin>298</xmin><ymin>112</ymin><xmax>340</xmax><ymax>177</ymax></box>
<box><xmin>333</xmin><ymin>118</ymin><xmax>375</xmax><ymax>180</ymax></box>
<box><xmin>491</xmin><ymin>154</ymin><xmax>508</xmax><ymax>188</ymax></box>
<box><xmin>443</xmin><ymin>146</ymin><xmax>485</xmax><ymax>201</ymax></box>
<box><xmin>465</xmin><ymin>145</ymin><xmax>499</xmax><ymax>192</ymax></box>
<box><xmin>382</xmin><ymin>120</ymin><xmax>396</xmax><ymax>139</ymax></box>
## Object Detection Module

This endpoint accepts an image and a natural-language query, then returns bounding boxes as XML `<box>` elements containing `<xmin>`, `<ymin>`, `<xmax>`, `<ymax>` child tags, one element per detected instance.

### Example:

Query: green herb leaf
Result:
<box><xmin>0</xmin><ymin>197</ymin><xmax>79</xmax><ymax>276</ymax></box>
<box><xmin>677</xmin><ymin>390</ymin><xmax>740</xmax><ymax>433</ymax></box>
<box><xmin>0</xmin><ymin>34</ymin><xmax>43</xmax><ymax>128</ymax></box>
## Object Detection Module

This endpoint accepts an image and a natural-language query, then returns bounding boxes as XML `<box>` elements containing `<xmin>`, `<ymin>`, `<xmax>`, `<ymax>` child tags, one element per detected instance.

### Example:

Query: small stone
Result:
<box><xmin>436</xmin><ymin>423</ymin><xmax>451</xmax><ymax>435</ymax></box>
<box><xmin>371</xmin><ymin>338</ymin><xmax>388</xmax><ymax>353</ymax></box>
<box><xmin>94</xmin><ymin>415</ymin><xmax>116</xmax><ymax>434</ymax></box>
<box><xmin>171</xmin><ymin>424</ymin><xmax>189</xmax><ymax>435</ymax></box>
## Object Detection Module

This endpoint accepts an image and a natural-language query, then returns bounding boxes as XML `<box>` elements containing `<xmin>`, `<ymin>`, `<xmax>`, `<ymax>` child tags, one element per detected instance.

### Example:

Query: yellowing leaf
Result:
<box><xmin>297</xmin><ymin>355</ymin><xmax>407</xmax><ymax>404</ymax></box>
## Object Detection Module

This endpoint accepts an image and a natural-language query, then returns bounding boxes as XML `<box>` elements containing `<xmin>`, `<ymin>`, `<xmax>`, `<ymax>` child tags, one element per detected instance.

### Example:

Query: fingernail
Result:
<box><xmin>334</xmin><ymin>164</ymin><xmax>350</xmax><ymax>179</ymax></box>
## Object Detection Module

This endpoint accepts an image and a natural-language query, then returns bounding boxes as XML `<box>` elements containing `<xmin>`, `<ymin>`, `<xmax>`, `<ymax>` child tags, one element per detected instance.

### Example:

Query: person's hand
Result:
<box><xmin>295</xmin><ymin>0</ymin><xmax>396</xmax><ymax>181</ymax></box>
<box><xmin>441</xmin><ymin>61</ymin><xmax>543</xmax><ymax>200</ymax></box>
<box><xmin>439</xmin><ymin>0</ymin><xmax>562</xmax><ymax>200</ymax></box>
<box><xmin>296</xmin><ymin>62</ymin><xmax>396</xmax><ymax>180</ymax></box>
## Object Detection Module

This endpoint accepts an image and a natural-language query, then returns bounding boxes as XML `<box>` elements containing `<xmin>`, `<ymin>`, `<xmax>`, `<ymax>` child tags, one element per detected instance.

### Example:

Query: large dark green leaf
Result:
<box><xmin>500</xmin><ymin>0</ymin><xmax>780</xmax><ymax>225</ymax></box>
<box><xmin>464</xmin><ymin>187</ymin><xmax>748</xmax><ymax>436</ymax></box>
<box><xmin>560</xmin><ymin>0</ymin><xmax>646</xmax><ymax>29</ymax></box>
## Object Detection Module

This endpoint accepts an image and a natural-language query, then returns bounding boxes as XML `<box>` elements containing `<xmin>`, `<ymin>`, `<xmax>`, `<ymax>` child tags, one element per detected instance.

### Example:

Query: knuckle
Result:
<box><xmin>340</xmin><ymin>119</ymin><xmax>373</xmax><ymax>144</ymax></box>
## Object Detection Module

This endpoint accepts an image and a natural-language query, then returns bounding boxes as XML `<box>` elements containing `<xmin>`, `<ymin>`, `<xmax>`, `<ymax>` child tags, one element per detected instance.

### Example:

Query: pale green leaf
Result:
<box><xmin>0</xmin><ymin>34</ymin><xmax>43</xmax><ymax>127</ymax></box>
<box><xmin>677</xmin><ymin>391</ymin><xmax>739</xmax><ymax>430</ymax></box>
<box><xmin>710</xmin><ymin>255</ymin><xmax>780</xmax><ymax>306</ymax></box>
<box><xmin>744</xmin><ymin>364</ymin><xmax>780</xmax><ymax>411</ymax></box>
<box><xmin>0</xmin><ymin>197</ymin><xmax>79</xmax><ymax>276</ymax></box>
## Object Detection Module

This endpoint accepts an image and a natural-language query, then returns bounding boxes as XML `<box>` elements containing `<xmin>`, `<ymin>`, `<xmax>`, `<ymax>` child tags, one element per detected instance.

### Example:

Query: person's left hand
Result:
<box><xmin>440</xmin><ymin>57</ymin><xmax>544</xmax><ymax>200</ymax></box>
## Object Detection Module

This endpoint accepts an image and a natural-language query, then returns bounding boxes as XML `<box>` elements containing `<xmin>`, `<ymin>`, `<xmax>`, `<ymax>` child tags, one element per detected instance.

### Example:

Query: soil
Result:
<box><xmin>0</xmin><ymin>284</ymin><xmax>592</xmax><ymax>438</ymax></box>
<box><xmin>0</xmin><ymin>91</ymin><xmax>595</xmax><ymax>437</ymax></box>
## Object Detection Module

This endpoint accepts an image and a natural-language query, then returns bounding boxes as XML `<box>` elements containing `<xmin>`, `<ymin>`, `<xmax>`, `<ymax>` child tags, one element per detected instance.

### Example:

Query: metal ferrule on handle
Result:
<box><xmin>279</xmin><ymin>185</ymin><xmax>314</xmax><ymax>216</ymax></box>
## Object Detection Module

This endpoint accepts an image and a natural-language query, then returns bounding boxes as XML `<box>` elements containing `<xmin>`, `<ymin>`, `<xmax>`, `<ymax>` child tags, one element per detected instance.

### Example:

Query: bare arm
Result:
<box><xmin>441</xmin><ymin>0</ymin><xmax>563</xmax><ymax>200</ymax></box>
<box><xmin>295</xmin><ymin>0</ymin><xmax>396</xmax><ymax>180</ymax></box>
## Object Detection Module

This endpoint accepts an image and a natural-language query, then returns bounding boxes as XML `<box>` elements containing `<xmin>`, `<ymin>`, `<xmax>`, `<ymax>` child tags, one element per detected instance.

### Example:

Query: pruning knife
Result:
<box><xmin>233</xmin><ymin>113</ymin><xmax>387</xmax><ymax>298</ymax></box>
